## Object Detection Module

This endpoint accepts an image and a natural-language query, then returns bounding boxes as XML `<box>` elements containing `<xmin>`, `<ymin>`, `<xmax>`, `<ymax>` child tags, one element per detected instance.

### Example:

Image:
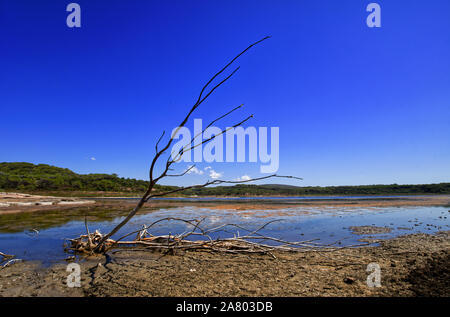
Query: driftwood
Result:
<box><xmin>1</xmin><ymin>259</ymin><xmax>22</xmax><ymax>269</ymax></box>
<box><xmin>0</xmin><ymin>251</ymin><xmax>12</xmax><ymax>258</ymax></box>
<box><xmin>0</xmin><ymin>251</ymin><xmax>20</xmax><ymax>269</ymax></box>
<box><xmin>67</xmin><ymin>218</ymin><xmax>371</xmax><ymax>257</ymax></box>
<box><xmin>0</xmin><ymin>251</ymin><xmax>14</xmax><ymax>260</ymax></box>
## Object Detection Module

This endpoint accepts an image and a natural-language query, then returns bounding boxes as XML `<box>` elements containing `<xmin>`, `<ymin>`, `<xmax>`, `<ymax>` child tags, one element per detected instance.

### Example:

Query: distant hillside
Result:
<box><xmin>0</xmin><ymin>162</ymin><xmax>174</xmax><ymax>194</ymax></box>
<box><xmin>1</xmin><ymin>162</ymin><xmax>449</xmax><ymax>196</ymax></box>
<box><xmin>185</xmin><ymin>183</ymin><xmax>450</xmax><ymax>196</ymax></box>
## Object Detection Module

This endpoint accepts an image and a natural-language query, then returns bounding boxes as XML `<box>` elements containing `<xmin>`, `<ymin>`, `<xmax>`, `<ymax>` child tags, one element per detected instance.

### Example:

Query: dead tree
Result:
<box><xmin>85</xmin><ymin>36</ymin><xmax>301</xmax><ymax>253</ymax></box>
<box><xmin>68</xmin><ymin>217</ymin><xmax>371</xmax><ymax>257</ymax></box>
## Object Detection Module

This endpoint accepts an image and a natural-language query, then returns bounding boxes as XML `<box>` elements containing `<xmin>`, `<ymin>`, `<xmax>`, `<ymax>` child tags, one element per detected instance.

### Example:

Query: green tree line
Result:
<box><xmin>0</xmin><ymin>162</ymin><xmax>170</xmax><ymax>193</ymax></box>
<box><xmin>1</xmin><ymin>162</ymin><xmax>449</xmax><ymax>196</ymax></box>
<box><xmin>182</xmin><ymin>183</ymin><xmax>450</xmax><ymax>196</ymax></box>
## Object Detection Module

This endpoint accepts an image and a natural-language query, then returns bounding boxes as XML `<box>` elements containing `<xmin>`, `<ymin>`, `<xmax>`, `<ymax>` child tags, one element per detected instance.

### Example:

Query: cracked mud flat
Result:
<box><xmin>1</xmin><ymin>231</ymin><xmax>449</xmax><ymax>297</ymax></box>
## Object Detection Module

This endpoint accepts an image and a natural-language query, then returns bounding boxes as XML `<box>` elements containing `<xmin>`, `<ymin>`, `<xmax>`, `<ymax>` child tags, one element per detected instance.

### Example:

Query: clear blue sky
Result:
<box><xmin>1</xmin><ymin>0</ymin><xmax>449</xmax><ymax>187</ymax></box>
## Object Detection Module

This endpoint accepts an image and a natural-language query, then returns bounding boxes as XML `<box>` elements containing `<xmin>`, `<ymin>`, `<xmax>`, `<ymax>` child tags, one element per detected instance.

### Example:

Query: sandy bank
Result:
<box><xmin>0</xmin><ymin>192</ymin><xmax>95</xmax><ymax>214</ymax></box>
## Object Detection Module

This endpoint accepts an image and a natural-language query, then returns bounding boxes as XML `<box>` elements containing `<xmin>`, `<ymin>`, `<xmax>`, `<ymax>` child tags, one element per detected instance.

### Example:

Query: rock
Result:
<box><xmin>36</xmin><ymin>201</ymin><xmax>53</xmax><ymax>206</ymax></box>
<box><xmin>343</xmin><ymin>277</ymin><xmax>355</xmax><ymax>284</ymax></box>
<box><xmin>57</xmin><ymin>200</ymin><xmax>95</xmax><ymax>205</ymax></box>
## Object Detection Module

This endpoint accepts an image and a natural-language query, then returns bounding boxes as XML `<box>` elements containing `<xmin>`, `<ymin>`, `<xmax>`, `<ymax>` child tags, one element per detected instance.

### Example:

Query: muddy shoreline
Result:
<box><xmin>1</xmin><ymin>194</ymin><xmax>449</xmax><ymax>215</ymax></box>
<box><xmin>1</xmin><ymin>231</ymin><xmax>449</xmax><ymax>297</ymax></box>
<box><xmin>1</xmin><ymin>194</ymin><xmax>449</xmax><ymax>297</ymax></box>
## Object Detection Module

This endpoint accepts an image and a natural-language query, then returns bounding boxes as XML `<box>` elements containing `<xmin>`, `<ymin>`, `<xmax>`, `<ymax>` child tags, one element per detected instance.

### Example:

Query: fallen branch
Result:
<box><xmin>0</xmin><ymin>251</ymin><xmax>14</xmax><ymax>261</ymax></box>
<box><xmin>1</xmin><ymin>258</ymin><xmax>22</xmax><ymax>269</ymax></box>
<box><xmin>68</xmin><ymin>218</ymin><xmax>373</xmax><ymax>256</ymax></box>
<box><xmin>0</xmin><ymin>251</ymin><xmax>11</xmax><ymax>258</ymax></box>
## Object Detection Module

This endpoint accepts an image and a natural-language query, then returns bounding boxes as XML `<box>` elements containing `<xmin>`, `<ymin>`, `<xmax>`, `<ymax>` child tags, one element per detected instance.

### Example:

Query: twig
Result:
<box><xmin>85</xmin><ymin>216</ymin><xmax>92</xmax><ymax>249</ymax></box>
<box><xmin>0</xmin><ymin>251</ymin><xmax>12</xmax><ymax>258</ymax></box>
<box><xmin>1</xmin><ymin>258</ymin><xmax>22</xmax><ymax>269</ymax></box>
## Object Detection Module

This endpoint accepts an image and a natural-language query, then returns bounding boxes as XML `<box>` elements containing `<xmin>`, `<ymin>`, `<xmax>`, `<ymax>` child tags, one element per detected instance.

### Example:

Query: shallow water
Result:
<box><xmin>0</xmin><ymin>202</ymin><xmax>448</xmax><ymax>266</ymax></box>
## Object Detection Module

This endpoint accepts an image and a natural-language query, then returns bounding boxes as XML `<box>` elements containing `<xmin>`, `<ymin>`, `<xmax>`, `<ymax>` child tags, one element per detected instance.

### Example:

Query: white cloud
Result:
<box><xmin>209</xmin><ymin>169</ymin><xmax>223</xmax><ymax>179</ymax></box>
<box><xmin>185</xmin><ymin>165</ymin><xmax>222</xmax><ymax>179</ymax></box>
<box><xmin>90</xmin><ymin>157</ymin><xmax>96</xmax><ymax>161</ymax></box>
<box><xmin>186</xmin><ymin>165</ymin><xmax>204</xmax><ymax>175</ymax></box>
<box><xmin>236</xmin><ymin>175</ymin><xmax>251</xmax><ymax>181</ymax></box>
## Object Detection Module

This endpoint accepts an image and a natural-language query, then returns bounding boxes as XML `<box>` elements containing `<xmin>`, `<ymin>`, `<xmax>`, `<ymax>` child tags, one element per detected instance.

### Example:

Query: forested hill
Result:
<box><xmin>0</xmin><ymin>162</ymin><xmax>175</xmax><ymax>194</ymax></box>
<box><xmin>1</xmin><ymin>162</ymin><xmax>449</xmax><ymax>196</ymax></box>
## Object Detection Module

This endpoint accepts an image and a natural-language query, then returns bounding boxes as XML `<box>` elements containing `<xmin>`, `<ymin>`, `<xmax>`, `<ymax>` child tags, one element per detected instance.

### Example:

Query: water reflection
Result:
<box><xmin>0</xmin><ymin>203</ymin><xmax>448</xmax><ymax>266</ymax></box>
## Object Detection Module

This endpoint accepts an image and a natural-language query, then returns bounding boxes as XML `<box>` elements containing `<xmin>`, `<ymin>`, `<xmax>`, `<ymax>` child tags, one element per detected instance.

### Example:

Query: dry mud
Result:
<box><xmin>1</xmin><ymin>231</ymin><xmax>449</xmax><ymax>297</ymax></box>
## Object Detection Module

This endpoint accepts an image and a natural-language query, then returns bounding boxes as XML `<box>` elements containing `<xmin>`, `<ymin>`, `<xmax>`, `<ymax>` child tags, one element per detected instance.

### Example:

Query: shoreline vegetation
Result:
<box><xmin>1</xmin><ymin>162</ymin><xmax>450</xmax><ymax>198</ymax></box>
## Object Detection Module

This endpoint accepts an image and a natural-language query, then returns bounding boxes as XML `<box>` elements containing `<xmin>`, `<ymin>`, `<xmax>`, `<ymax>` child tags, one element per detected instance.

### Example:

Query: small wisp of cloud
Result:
<box><xmin>204</xmin><ymin>166</ymin><xmax>222</xmax><ymax>179</ymax></box>
<box><xmin>209</xmin><ymin>169</ymin><xmax>223</xmax><ymax>179</ymax></box>
<box><xmin>186</xmin><ymin>166</ymin><xmax>204</xmax><ymax>175</ymax></box>
<box><xmin>185</xmin><ymin>165</ymin><xmax>223</xmax><ymax>179</ymax></box>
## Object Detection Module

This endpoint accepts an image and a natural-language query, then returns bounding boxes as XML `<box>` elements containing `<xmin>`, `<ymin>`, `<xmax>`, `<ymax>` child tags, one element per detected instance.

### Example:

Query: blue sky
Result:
<box><xmin>1</xmin><ymin>0</ymin><xmax>449</xmax><ymax>187</ymax></box>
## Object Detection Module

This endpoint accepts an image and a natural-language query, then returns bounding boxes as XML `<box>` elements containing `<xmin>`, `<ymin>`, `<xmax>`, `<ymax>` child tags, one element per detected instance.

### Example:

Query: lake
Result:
<box><xmin>0</xmin><ymin>197</ymin><xmax>449</xmax><ymax>266</ymax></box>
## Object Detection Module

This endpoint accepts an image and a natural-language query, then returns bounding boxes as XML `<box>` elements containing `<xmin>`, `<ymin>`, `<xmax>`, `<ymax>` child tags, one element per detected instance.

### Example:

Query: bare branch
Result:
<box><xmin>148</xmin><ymin>36</ymin><xmax>270</xmax><ymax>183</ymax></box>
<box><xmin>189</xmin><ymin>104</ymin><xmax>244</xmax><ymax>152</ymax></box>
<box><xmin>155</xmin><ymin>130</ymin><xmax>166</xmax><ymax>153</ymax></box>
<box><xmin>182</xmin><ymin>114</ymin><xmax>254</xmax><ymax>155</ymax></box>
<box><xmin>84</xmin><ymin>216</ymin><xmax>92</xmax><ymax>249</ymax></box>
<box><xmin>165</xmin><ymin>164</ymin><xmax>196</xmax><ymax>177</ymax></box>
<box><xmin>194</xmin><ymin>36</ymin><xmax>270</xmax><ymax>106</ymax></box>
<box><xmin>157</xmin><ymin>104</ymin><xmax>245</xmax><ymax>180</ymax></box>
<box><xmin>0</xmin><ymin>251</ymin><xmax>13</xmax><ymax>259</ymax></box>
<box><xmin>145</xmin><ymin>174</ymin><xmax>302</xmax><ymax>201</ymax></box>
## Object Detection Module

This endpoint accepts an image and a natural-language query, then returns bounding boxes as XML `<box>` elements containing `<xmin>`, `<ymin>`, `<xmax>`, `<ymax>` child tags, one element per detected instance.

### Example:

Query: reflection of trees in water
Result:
<box><xmin>0</xmin><ymin>205</ymin><xmax>177</xmax><ymax>233</ymax></box>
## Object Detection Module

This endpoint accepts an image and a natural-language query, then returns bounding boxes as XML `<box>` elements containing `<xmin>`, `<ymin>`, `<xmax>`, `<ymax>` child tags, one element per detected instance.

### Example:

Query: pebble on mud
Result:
<box><xmin>343</xmin><ymin>277</ymin><xmax>355</xmax><ymax>284</ymax></box>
